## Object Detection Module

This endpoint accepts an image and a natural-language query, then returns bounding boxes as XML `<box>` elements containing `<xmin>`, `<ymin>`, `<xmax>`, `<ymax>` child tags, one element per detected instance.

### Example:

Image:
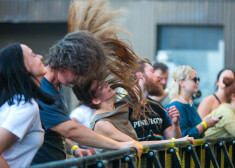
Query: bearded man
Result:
<box><xmin>128</xmin><ymin>59</ymin><xmax>181</xmax><ymax>141</ymax></box>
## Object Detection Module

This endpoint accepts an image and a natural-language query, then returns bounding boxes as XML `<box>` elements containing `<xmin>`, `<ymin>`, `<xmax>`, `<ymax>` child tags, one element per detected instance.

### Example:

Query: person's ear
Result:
<box><xmin>216</xmin><ymin>79</ymin><xmax>225</xmax><ymax>88</ymax></box>
<box><xmin>136</xmin><ymin>71</ymin><xmax>144</xmax><ymax>79</ymax></box>
<box><xmin>92</xmin><ymin>98</ymin><xmax>101</xmax><ymax>105</ymax></box>
<box><xmin>231</xmin><ymin>93</ymin><xmax>235</xmax><ymax>101</ymax></box>
<box><xmin>179</xmin><ymin>80</ymin><xmax>184</xmax><ymax>88</ymax></box>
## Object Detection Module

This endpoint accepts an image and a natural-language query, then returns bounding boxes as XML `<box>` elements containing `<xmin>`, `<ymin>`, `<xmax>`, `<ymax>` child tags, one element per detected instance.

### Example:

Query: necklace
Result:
<box><xmin>178</xmin><ymin>96</ymin><xmax>193</xmax><ymax>107</ymax></box>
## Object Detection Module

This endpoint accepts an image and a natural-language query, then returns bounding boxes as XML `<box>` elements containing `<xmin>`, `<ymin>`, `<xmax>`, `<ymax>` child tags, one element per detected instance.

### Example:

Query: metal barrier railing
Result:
<box><xmin>28</xmin><ymin>136</ymin><xmax>235</xmax><ymax>168</ymax></box>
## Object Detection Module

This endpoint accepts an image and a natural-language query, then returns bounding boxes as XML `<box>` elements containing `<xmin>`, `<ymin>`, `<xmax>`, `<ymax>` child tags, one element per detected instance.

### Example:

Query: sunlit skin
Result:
<box><xmin>198</xmin><ymin>69</ymin><xmax>235</xmax><ymax>119</ymax></box>
<box><xmin>57</xmin><ymin>69</ymin><xmax>79</xmax><ymax>87</ymax></box>
<box><xmin>0</xmin><ymin>44</ymin><xmax>49</xmax><ymax>168</ymax></box>
<box><xmin>89</xmin><ymin>63</ymin><xmax>195</xmax><ymax>153</ymax></box>
<box><xmin>154</xmin><ymin>69</ymin><xmax>169</xmax><ymax>89</ymax></box>
<box><xmin>91</xmin><ymin>81</ymin><xmax>117</xmax><ymax>112</ymax></box>
<box><xmin>43</xmin><ymin>67</ymin><xmax>143</xmax><ymax>158</ymax></box>
<box><xmin>181</xmin><ymin>72</ymin><xmax>199</xmax><ymax>96</ymax></box>
<box><xmin>137</xmin><ymin>63</ymin><xmax>161</xmax><ymax>99</ymax></box>
<box><xmin>91</xmin><ymin>80</ymin><xmax>195</xmax><ymax>149</ymax></box>
<box><xmin>144</xmin><ymin>63</ymin><xmax>161</xmax><ymax>85</ymax></box>
<box><xmin>171</xmin><ymin>70</ymin><xmax>220</xmax><ymax>136</ymax></box>
<box><xmin>90</xmin><ymin>81</ymin><xmax>144</xmax><ymax>158</ymax></box>
<box><xmin>44</xmin><ymin>68</ymin><xmax>79</xmax><ymax>90</ymax></box>
<box><xmin>148</xmin><ymin>65</ymin><xmax>170</xmax><ymax>102</ymax></box>
<box><xmin>21</xmin><ymin>44</ymin><xmax>46</xmax><ymax>85</ymax></box>
<box><xmin>137</xmin><ymin>63</ymin><xmax>181</xmax><ymax>139</ymax></box>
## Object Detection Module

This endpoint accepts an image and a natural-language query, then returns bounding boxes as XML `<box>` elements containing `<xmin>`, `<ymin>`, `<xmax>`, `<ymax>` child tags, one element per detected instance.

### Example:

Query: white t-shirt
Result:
<box><xmin>0</xmin><ymin>97</ymin><xmax>44</xmax><ymax>168</ymax></box>
<box><xmin>70</xmin><ymin>104</ymin><xmax>95</xmax><ymax>128</ymax></box>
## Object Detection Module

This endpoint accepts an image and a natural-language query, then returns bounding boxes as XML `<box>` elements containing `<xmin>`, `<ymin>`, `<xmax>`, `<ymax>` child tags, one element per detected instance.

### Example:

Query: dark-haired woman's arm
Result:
<box><xmin>0</xmin><ymin>128</ymin><xmax>18</xmax><ymax>168</ymax></box>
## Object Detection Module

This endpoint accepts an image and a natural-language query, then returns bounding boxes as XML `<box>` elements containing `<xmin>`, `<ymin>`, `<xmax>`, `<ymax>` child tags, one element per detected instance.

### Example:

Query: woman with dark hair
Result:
<box><xmin>205</xmin><ymin>77</ymin><xmax>235</xmax><ymax>137</ymax></box>
<box><xmin>0</xmin><ymin>43</ymin><xmax>54</xmax><ymax>167</ymax></box>
<box><xmin>198</xmin><ymin>68</ymin><xmax>235</xmax><ymax>119</ymax></box>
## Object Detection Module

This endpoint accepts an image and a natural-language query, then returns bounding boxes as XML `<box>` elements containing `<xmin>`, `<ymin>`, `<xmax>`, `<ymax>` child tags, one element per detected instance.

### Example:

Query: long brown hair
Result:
<box><xmin>69</xmin><ymin>0</ymin><xmax>144</xmax><ymax>119</ymax></box>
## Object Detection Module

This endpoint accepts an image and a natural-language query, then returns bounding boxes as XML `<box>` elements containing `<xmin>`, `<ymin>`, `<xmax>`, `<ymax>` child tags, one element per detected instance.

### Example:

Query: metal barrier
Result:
<box><xmin>28</xmin><ymin>136</ymin><xmax>235</xmax><ymax>168</ymax></box>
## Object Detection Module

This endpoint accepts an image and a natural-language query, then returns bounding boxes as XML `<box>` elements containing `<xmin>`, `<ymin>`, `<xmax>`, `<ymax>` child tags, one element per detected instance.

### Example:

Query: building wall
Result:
<box><xmin>110</xmin><ymin>0</ymin><xmax>235</xmax><ymax>68</ymax></box>
<box><xmin>1</xmin><ymin>0</ymin><xmax>235</xmax><ymax>110</ymax></box>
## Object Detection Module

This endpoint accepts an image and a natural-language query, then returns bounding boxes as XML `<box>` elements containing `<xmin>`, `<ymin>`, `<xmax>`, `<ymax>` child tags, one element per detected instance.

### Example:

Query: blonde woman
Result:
<box><xmin>165</xmin><ymin>65</ymin><xmax>220</xmax><ymax>139</ymax></box>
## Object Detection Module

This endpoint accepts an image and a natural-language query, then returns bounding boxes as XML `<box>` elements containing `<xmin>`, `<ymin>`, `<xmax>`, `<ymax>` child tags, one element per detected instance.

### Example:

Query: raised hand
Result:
<box><xmin>167</xmin><ymin>106</ymin><xmax>180</xmax><ymax>125</ymax></box>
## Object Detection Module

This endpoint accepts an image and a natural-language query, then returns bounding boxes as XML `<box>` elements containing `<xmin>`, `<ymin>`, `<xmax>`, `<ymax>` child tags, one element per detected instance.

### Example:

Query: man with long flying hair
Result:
<box><xmin>32</xmin><ymin>0</ymin><xmax>144</xmax><ymax>164</ymax></box>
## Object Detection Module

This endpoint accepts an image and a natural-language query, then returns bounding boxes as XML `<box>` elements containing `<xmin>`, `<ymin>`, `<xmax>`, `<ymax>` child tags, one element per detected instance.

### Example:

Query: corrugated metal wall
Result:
<box><xmin>0</xmin><ymin>0</ymin><xmax>70</xmax><ymax>22</ymax></box>
<box><xmin>1</xmin><ymin>0</ymin><xmax>235</xmax><ymax>110</ymax></box>
<box><xmin>110</xmin><ymin>0</ymin><xmax>235</xmax><ymax>68</ymax></box>
<box><xmin>1</xmin><ymin>0</ymin><xmax>234</xmax><ymax>66</ymax></box>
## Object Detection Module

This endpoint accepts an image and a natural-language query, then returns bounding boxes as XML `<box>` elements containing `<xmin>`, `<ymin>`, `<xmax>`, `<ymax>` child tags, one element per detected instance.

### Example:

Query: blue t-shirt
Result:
<box><xmin>32</xmin><ymin>77</ymin><xmax>70</xmax><ymax>164</ymax></box>
<box><xmin>165</xmin><ymin>101</ymin><xmax>203</xmax><ymax>139</ymax></box>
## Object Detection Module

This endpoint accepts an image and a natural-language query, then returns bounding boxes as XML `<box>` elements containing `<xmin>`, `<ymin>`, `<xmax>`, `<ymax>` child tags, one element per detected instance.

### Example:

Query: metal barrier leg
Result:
<box><xmin>219</xmin><ymin>141</ymin><xmax>234</xmax><ymax>168</ymax></box>
<box><xmin>168</xmin><ymin>147</ymin><xmax>182</xmax><ymax>168</ymax></box>
<box><xmin>122</xmin><ymin>154</ymin><xmax>137</xmax><ymax>168</ymax></box>
<box><xmin>112</xmin><ymin>159</ymin><xmax>121</xmax><ymax>168</ymax></box>
<box><xmin>147</xmin><ymin>150</ymin><xmax>162</xmax><ymax>168</ymax></box>
<box><xmin>204</xmin><ymin>143</ymin><xmax>220</xmax><ymax>168</ymax></box>
<box><xmin>187</xmin><ymin>145</ymin><xmax>202</xmax><ymax>168</ymax></box>
<box><xmin>232</xmin><ymin>140</ymin><xmax>235</xmax><ymax>167</ymax></box>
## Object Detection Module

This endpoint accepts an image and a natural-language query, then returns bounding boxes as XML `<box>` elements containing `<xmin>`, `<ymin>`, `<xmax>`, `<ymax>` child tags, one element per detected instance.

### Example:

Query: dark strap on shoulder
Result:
<box><xmin>213</xmin><ymin>94</ymin><xmax>221</xmax><ymax>104</ymax></box>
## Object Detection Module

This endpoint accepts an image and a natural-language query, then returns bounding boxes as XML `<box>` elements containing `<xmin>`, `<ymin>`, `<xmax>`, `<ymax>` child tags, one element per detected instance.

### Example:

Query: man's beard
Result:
<box><xmin>145</xmin><ymin>76</ymin><xmax>164</xmax><ymax>96</ymax></box>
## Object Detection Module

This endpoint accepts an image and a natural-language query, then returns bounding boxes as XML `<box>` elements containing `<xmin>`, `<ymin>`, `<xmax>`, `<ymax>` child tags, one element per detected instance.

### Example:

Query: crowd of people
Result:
<box><xmin>1</xmin><ymin>0</ymin><xmax>235</xmax><ymax>167</ymax></box>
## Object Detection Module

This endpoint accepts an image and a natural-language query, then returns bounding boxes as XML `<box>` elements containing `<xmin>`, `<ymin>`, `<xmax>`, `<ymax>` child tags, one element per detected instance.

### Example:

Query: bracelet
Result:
<box><xmin>70</xmin><ymin>145</ymin><xmax>79</xmax><ymax>155</ymax></box>
<box><xmin>171</xmin><ymin>138</ymin><xmax>176</xmax><ymax>142</ymax></box>
<box><xmin>201</xmin><ymin>121</ymin><xmax>208</xmax><ymax>130</ymax></box>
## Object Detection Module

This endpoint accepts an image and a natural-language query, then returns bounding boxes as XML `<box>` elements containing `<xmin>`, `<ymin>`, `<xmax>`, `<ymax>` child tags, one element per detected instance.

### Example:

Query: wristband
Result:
<box><xmin>201</xmin><ymin>121</ymin><xmax>207</xmax><ymax>130</ymax></box>
<box><xmin>70</xmin><ymin>145</ymin><xmax>79</xmax><ymax>155</ymax></box>
<box><xmin>171</xmin><ymin>138</ymin><xmax>175</xmax><ymax>142</ymax></box>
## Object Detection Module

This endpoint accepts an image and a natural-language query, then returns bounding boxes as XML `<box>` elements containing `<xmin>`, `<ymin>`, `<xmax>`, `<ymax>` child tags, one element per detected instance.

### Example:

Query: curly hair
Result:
<box><xmin>44</xmin><ymin>30</ymin><xmax>106</xmax><ymax>85</ymax></box>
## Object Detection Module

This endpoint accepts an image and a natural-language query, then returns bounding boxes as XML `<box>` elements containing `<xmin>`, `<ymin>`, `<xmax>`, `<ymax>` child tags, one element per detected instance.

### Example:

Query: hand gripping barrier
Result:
<box><xmin>28</xmin><ymin>136</ymin><xmax>235</xmax><ymax>168</ymax></box>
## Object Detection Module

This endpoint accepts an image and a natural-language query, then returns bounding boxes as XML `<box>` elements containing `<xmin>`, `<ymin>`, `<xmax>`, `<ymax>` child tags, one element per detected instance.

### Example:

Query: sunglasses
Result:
<box><xmin>191</xmin><ymin>77</ymin><xmax>200</xmax><ymax>83</ymax></box>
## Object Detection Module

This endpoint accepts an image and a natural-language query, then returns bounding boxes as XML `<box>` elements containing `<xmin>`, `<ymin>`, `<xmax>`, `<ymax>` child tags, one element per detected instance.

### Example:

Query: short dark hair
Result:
<box><xmin>224</xmin><ymin>77</ymin><xmax>235</xmax><ymax>103</ymax></box>
<box><xmin>72</xmin><ymin>81</ymin><xmax>99</xmax><ymax>109</ymax></box>
<box><xmin>0</xmin><ymin>43</ymin><xmax>54</xmax><ymax>107</ymax></box>
<box><xmin>216</xmin><ymin>68</ymin><xmax>235</xmax><ymax>81</ymax></box>
<box><xmin>152</xmin><ymin>62</ymin><xmax>168</xmax><ymax>73</ymax></box>
<box><xmin>135</xmin><ymin>58</ymin><xmax>151</xmax><ymax>73</ymax></box>
<box><xmin>45</xmin><ymin>30</ymin><xmax>106</xmax><ymax>85</ymax></box>
<box><xmin>215</xmin><ymin>68</ymin><xmax>235</xmax><ymax>91</ymax></box>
